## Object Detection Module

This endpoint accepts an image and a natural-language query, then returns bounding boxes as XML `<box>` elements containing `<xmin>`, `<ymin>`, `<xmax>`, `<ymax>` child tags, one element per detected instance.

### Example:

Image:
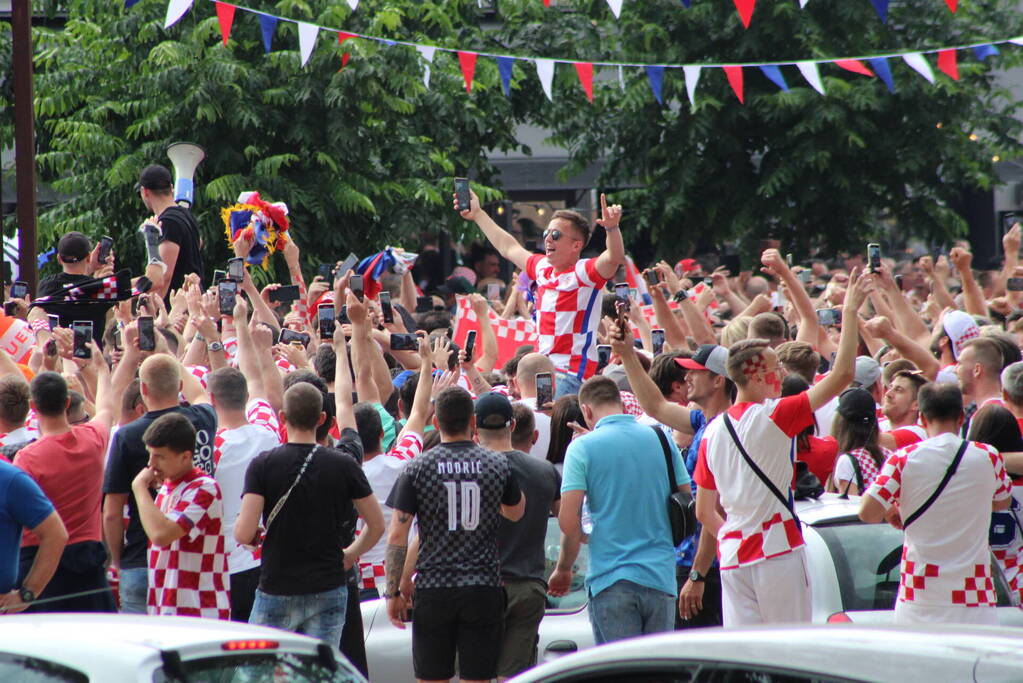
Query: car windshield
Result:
<box><xmin>815</xmin><ymin>522</ymin><xmax>1013</xmax><ymax>611</ymax></box>
<box><xmin>153</xmin><ymin>652</ymin><xmax>363</xmax><ymax>683</ymax></box>
<box><xmin>544</xmin><ymin>516</ymin><xmax>589</xmax><ymax>612</ymax></box>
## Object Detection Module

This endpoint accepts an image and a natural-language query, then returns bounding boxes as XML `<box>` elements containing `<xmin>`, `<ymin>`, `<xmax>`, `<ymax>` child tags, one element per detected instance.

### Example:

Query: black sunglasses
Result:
<box><xmin>543</xmin><ymin>229</ymin><xmax>564</xmax><ymax>242</ymax></box>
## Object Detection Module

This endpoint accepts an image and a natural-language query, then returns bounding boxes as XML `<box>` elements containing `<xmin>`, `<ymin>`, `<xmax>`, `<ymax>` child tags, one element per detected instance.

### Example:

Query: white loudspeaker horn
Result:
<box><xmin>166</xmin><ymin>142</ymin><xmax>206</xmax><ymax>208</ymax></box>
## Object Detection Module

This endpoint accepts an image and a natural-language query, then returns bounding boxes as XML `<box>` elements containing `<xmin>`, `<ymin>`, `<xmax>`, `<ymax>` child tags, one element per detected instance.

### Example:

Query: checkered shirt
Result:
<box><xmin>840</xmin><ymin>447</ymin><xmax>884</xmax><ymax>491</ymax></box>
<box><xmin>866</xmin><ymin>433</ymin><xmax>1012</xmax><ymax>607</ymax></box>
<box><xmin>148</xmin><ymin>468</ymin><xmax>231</xmax><ymax>619</ymax></box>
<box><xmin>526</xmin><ymin>254</ymin><xmax>608</xmax><ymax>380</ymax></box>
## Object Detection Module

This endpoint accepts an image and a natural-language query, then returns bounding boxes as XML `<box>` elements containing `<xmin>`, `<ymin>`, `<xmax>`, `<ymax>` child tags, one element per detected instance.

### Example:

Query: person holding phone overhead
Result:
<box><xmin>456</xmin><ymin>184</ymin><xmax>625</xmax><ymax>398</ymax></box>
<box><xmin>37</xmin><ymin>232</ymin><xmax>116</xmax><ymax>346</ymax></box>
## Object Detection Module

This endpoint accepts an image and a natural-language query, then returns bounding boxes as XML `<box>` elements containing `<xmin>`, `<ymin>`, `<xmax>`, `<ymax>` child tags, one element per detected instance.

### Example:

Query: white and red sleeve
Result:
<box><xmin>865</xmin><ymin>451</ymin><xmax>907</xmax><ymax>511</ymax></box>
<box><xmin>769</xmin><ymin>392</ymin><xmax>814</xmax><ymax>437</ymax></box>
<box><xmin>387</xmin><ymin>432</ymin><xmax>423</xmax><ymax>461</ymax></box>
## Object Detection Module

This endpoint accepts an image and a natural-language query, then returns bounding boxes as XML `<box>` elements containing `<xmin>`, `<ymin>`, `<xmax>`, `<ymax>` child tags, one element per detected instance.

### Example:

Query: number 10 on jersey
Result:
<box><xmin>444</xmin><ymin>481</ymin><xmax>481</xmax><ymax>531</ymax></box>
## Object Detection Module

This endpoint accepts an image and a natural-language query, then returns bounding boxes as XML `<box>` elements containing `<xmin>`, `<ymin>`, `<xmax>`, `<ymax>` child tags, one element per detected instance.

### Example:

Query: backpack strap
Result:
<box><xmin>903</xmin><ymin>439</ymin><xmax>969</xmax><ymax>528</ymax></box>
<box><xmin>652</xmin><ymin>426</ymin><xmax>677</xmax><ymax>495</ymax></box>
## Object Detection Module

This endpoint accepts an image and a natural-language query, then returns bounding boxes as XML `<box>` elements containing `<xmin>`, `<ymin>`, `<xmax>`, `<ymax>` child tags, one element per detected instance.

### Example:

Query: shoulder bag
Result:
<box><xmin>652</xmin><ymin>426</ymin><xmax>697</xmax><ymax>545</ymax></box>
<box><xmin>252</xmin><ymin>445</ymin><xmax>319</xmax><ymax>549</ymax></box>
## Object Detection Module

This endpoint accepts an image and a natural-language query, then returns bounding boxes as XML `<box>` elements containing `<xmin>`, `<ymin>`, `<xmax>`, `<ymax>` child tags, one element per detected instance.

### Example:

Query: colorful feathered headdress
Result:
<box><xmin>221</xmin><ymin>191</ymin><xmax>290</xmax><ymax>267</ymax></box>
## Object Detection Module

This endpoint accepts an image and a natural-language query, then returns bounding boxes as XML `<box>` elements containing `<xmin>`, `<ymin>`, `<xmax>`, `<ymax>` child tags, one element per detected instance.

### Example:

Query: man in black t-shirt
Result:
<box><xmin>103</xmin><ymin>349</ymin><xmax>216</xmax><ymax>615</ymax></box>
<box><xmin>235</xmin><ymin>382</ymin><xmax>384</xmax><ymax>645</ymax></box>
<box><xmin>385</xmin><ymin>387</ymin><xmax>525</xmax><ymax>683</ymax></box>
<box><xmin>137</xmin><ymin>164</ymin><xmax>204</xmax><ymax>299</ymax></box>
<box><xmin>37</xmin><ymin>232</ymin><xmax>115</xmax><ymax>346</ymax></box>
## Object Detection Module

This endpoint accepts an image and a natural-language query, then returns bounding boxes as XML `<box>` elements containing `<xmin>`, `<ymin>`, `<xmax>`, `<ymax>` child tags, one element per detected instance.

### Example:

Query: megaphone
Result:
<box><xmin>166</xmin><ymin>142</ymin><xmax>206</xmax><ymax>208</ymax></box>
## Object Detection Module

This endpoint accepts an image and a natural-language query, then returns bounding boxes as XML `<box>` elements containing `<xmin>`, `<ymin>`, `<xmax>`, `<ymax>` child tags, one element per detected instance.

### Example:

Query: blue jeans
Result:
<box><xmin>249</xmin><ymin>586</ymin><xmax>348</xmax><ymax>645</ymax></box>
<box><xmin>588</xmin><ymin>579</ymin><xmax>675</xmax><ymax>645</ymax></box>
<box><xmin>555</xmin><ymin>372</ymin><xmax>583</xmax><ymax>399</ymax></box>
<box><xmin>119</xmin><ymin>567</ymin><xmax>148</xmax><ymax>614</ymax></box>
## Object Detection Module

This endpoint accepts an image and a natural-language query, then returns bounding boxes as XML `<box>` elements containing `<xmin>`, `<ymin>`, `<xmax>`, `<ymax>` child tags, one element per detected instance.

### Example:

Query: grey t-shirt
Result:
<box><xmin>498</xmin><ymin>450</ymin><xmax>561</xmax><ymax>583</ymax></box>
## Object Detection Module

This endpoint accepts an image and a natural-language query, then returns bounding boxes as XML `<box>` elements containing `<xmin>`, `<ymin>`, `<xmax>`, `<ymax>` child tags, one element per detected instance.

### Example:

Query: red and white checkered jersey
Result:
<box><xmin>358</xmin><ymin>431</ymin><xmax>423</xmax><ymax>588</ymax></box>
<box><xmin>526</xmin><ymin>254</ymin><xmax>608</xmax><ymax>380</ymax></box>
<box><xmin>185</xmin><ymin>365</ymin><xmax>209</xmax><ymax>389</ymax></box>
<box><xmin>833</xmin><ymin>447</ymin><xmax>889</xmax><ymax>492</ymax></box>
<box><xmin>865</xmin><ymin>432</ymin><xmax>1012</xmax><ymax>607</ymax></box>
<box><xmin>694</xmin><ymin>393</ymin><xmax>814</xmax><ymax>570</ymax></box>
<box><xmin>885</xmin><ymin>424</ymin><xmax>926</xmax><ymax>449</ymax></box>
<box><xmin>213</xmin><ymin>400</ymin><xmax>282</xmax><ymax>574</ymax></box>
<box><xmin>147</xmin><ymin>468</ymin><xmax>231</xmax><ymax>619</ymax></box>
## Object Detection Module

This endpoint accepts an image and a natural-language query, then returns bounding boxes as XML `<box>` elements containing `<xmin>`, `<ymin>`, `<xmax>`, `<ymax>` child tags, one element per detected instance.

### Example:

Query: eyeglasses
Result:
<box><xmin>543</xmin><ymin>229</ymin><xmax>564</xmax><ymax>242</ymax></box>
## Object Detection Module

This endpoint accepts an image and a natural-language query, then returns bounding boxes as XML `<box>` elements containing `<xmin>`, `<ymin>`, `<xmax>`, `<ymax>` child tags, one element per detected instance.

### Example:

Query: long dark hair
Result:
<box><xmin>781</xmin><ymin>375</ymin><xmax>815</xmax><ymax>452</ymax></box>
<box><xmin>968</xmin><ymin>404</ymin><xmax>1023</xmax><ymax>455</ymax></box>
<box><xmin>833</xmin><ymin>410</ymin><xmax>884</xmax><ymax>468</ymax></box>
<box><xmin>547</xmin><ymin>395</ymin><xmax>585</xmax><ymax>466</ymax></box>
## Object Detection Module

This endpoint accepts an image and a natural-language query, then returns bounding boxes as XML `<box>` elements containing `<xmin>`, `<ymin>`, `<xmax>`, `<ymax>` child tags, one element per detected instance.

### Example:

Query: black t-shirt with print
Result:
<box><xmin>387</xmin><ymin>440</ymin><xmax>521</xmax><ymax>589</ymax></box>
<box><xmin>158</xmin><ymin>205</ymin><xmax>204</xmax><ymax>294</ymax></box>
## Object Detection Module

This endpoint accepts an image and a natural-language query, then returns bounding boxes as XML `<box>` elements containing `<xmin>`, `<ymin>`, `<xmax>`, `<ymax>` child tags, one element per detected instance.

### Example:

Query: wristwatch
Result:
<box><xmin>18</xmin><ymin>587</ymin><xmax>34</xmax><ymax>604</ymax></box>
<box><xmin>208</xmin><ymin>341</ymin><xmax>224</xmax><ymax>353</ymax></box>
<box><xmin>688</xmin><ymin>569</ymin><xmax>706</xmax><ymax>583</ymax></box>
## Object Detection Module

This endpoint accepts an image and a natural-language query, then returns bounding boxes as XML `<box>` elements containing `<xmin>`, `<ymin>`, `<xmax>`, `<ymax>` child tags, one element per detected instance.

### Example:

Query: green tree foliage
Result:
<box><xmin>487</xmin><ymin>0</ymin><xmax>1023</xmax><ymax>259</ymax></box>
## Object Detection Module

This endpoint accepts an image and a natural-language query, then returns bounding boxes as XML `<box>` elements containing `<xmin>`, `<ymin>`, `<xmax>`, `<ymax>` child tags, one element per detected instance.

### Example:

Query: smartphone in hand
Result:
<box><xmin>454</xmin><ymin>177</ymin><xmax>471</xmax><ymax>212</ymax></box>
<box><xmin>138</xmin><ymin>316</ymin><xmax>156</xmax><ymax>351</ymax></box>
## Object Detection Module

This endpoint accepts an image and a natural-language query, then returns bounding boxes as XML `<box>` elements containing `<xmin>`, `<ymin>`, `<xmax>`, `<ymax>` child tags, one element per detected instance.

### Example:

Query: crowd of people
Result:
<box><xmin>0</xmin><ymin>162</ymin><xmax>1022</xmax><ymax>681</ymax></box>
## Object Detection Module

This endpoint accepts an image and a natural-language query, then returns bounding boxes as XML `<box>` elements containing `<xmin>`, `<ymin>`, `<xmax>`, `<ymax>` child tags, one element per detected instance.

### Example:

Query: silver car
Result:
<box><xmin>507</xmin><ymin>625</ymin><xmax>1023</xmax><ymax>682</ymax></box>
<box><xmin>362</xmin><ymin>493</ymin><xmax>1023</xmax><ymax>681</ymax></box>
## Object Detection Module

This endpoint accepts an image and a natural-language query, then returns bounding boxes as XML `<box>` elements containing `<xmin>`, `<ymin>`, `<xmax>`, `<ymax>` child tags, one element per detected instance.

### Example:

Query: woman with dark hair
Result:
<box><xmin>968</xmin><ymin>404</ymin><xmax>1023</xmax><ymax>460</ymax></box>
<box><xmin>546</xmin><ymin>395</ymin><xmax>585</xmax><ymax>473</ymax></box>
<box><xmin>782</xmin><ymin>375</ymin><xmax>838</xmax><ymax>486</ymax></box>
<box><xmin>828</xmin><ymin>387</ymin><xmax>890</xmax><ymax>496</ymax></box>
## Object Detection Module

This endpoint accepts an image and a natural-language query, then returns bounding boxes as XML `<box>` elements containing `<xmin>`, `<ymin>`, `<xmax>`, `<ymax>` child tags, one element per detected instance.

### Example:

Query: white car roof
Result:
<box><xmin>795</xmin><ymin>492</ymin><xmax>865</xmax><ymax>526</ymax></box>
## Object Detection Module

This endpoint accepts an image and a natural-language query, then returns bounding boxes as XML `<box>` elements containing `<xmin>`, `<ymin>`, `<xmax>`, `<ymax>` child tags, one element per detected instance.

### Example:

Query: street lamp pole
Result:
<box><xmin>12</xmin><ymin>0</ymin><xmax>38</xmax><ymax>293</ymax></box>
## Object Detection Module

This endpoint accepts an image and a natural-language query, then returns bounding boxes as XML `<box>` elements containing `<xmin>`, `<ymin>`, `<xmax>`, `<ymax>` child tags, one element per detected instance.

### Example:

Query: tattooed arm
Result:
<box><xmin>384</xmin><ymin>508</ymin><xmax>415</xmax><ymax>629</ymax></box>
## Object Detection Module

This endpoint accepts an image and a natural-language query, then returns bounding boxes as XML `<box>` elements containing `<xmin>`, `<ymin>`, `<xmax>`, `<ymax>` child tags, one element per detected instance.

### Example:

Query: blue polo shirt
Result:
<box><xmin>562</xmin><ymin>413</ymin><xmax>689</xmax><ymax>597</ymax></box>
<box><xmin>0</xmin><ymin>461</ymin><xmax>54</xmax><ymax>592</ymax></box>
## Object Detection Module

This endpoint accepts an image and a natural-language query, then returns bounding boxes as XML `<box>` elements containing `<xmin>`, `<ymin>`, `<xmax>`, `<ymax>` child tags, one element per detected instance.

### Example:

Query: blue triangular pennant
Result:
<box><xmin>259</xmin><ymin>14</ymin><xmax>278</xmax><ymax>54</ymax></box>
<box><xmin>868</xmin><ymin>57</ymin><xmax>895</xmax><ymax>93</ymax></box>
<box><xmin>497</xmin><ymin>57</ymin><xmax>515</xmax><ymax>97</ymax></box>
<box><xmin>759</xmin><ymin>65</ymin><xmax>789</xmax><ymax>91</ymax></box>
<box><xmin>680</xmin><ymin>0</ymin><xmax>691</xmax><ymax>6</ymax></box>
<box><xmin>124</xmin><ymin>0</ymin><xmax>142</xmax><ymax>8</ymax></box>
<box><xmin>645</xmin><ymin>65</ymin><xmax>664</xmax><ymax>104</ymax></box>
<box><xmin>870</xmin><ymin>0</ymin><xmax>888</xmax><ymax>22</ymax></box>
<box><xmin>973</xmin><ymin>45</ymin><xmax>1000</xmax><ymax>61</ymax></box>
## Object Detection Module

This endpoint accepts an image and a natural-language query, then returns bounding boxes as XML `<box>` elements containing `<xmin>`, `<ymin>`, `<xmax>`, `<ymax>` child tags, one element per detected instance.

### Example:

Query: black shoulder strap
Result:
<box><xmin>652</xmin><ymin>426</ymin><xmax>676</xmax><ymax>494</ymax></box>
<box><xmin>724</xmin><ymin>415</ymin><xmax>801</xmax><ymax>528</ymax></box>
<box><xmin>841</xmin><ymin>453</ymin><xmax>865</xmax><ymax>497</ymax></box>
<box><xmin>903</xmin><ymin>439</ymin><xmax>969</xmax><ymax>528</ymax></box>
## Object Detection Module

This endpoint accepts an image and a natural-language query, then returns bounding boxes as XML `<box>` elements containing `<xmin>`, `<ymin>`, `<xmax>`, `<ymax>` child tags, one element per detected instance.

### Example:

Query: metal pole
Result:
<box><xmin>12</xmin><ymin>0</ymin><xmax>38</xmax><ymax>293</ymax></box>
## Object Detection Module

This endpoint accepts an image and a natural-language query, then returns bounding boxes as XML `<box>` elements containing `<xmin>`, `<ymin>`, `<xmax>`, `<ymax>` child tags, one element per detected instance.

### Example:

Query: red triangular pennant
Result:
<box><xmin>938</xmin><ymin>49</ymin><xmax>959</xmax><ymax>80</ymax></box>
<box><xmin>733</xmin><ymin>0</ymin><xmax>755</xmax><ymax>28</ymax></box>
<box><xmin>574</xmin><ymin>62</ymin><xmax>594</xmax><ymax>103</ymax></box>
<box><xmin>215</xmin><ymin>2</ymin><xmax>235</xmax><ymax>46</ymax></box>
<box><xmin>459</xmin><ymin>51</ymin><xmax>477</xmax><ymax>93</ymax></box>
<box><xmin>724</xmin><ymin>66</ymin><xmax>744</xmax><ymax>104</ymax></box>
<box><xmin>945</xmin><ymin>0</ymin><xmax>956</xmax><ymax>11</ymax></box>
<box><xmin>834</xmin><ymin>60</ymin><xmax>875</xmax><ymax>77</ymax></box>
<box><xmin>338</xmin><ymin>32</ymin><xmax>354</xmax><ymax>69</ymax></box>
<box><xmin>543</xmin><ymin>0</ymin><xmax>551</xmax><ymax>6</ymax></box>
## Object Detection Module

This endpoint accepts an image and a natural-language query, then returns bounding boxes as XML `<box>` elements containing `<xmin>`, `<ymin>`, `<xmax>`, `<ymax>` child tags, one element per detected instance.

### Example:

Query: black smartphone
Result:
<box><xmin>817</xmin><ymin>308</ymin><xmax>842</xmax><ymax>326</ymax></box>
<box><xmin>673</xmin><ymin>289</ymin><xmax>689</xmax><ymax>303</ymax></box>
<box><xmin>643</xmin><ymin>270</ymin><xmax>660</xmax><ymax>287</ymax></box>
<box><xmin>379</xmin><ymin>291</ymin><xmax>394</xmax><ymax>323</ymax></box>
<box><xmin>486</xmin><ymin>283</ymin><xmax>501</xmax><ymax>300</ymax></box>
<box><xmin>98</xmin><ymin>235</ymin><xmax>114</xmax><ymax>263</ymax></box>
<box><xmin>798</xmin><ymin>270</ymin><xmax>813</xmax><ymax>284</ymax></box>
<box><xmin>141</xmin><ymin>222</ymin><xmax>161</xmax><ymax>262</ymax></box>
<box><xmin>390</xmin><ymin>333</ymin><xmax>418</xmax><ymax>351</ymax></box>
<box><xmin>318</xmin><ymin>303</ymin><xmax>336</xmax><ymax>340</ymax></box>
<box><xmin>867</xmin><ymin>243</ymin><xmax>881</xmax><ymax>273</ymax></box>
<box><xmin>72</xmin><ymin>321</ymin><xmax>93</xmax><ymax>359</ymax></box>
<box><xmin>218</xmin><ymin>281</ymin><xmax>238</xmax><ymax>316</ymax></box>
<box><xmin>227</xmin><ymin>257</ymin><xmax>245</xmax><ymax>282</ymax></box>
<box><xmin>138</xmin><ymin>316</ymin><xmax>156</xmax><ymax>351</ymax></box>
<box><xmin>3</xmin><ymin>302</ymin><xmax>15</xmax><ymax>317</ymax></box>
<box><xmin>652</xmin><ymin>328</ymin><xmax>665</xmax><ymax>355</ymax></box>
<box><xmin>280</xmin><ymin>328</ymin><xmax>311</xmax><ymax>346</ymax></box>
<box><xmin>416</xmin><ymin>296</ymin><xmax>432</xmax><ymax>313</ymax></box>
<box><xmin>454</xmin><ymin>177</ymin><xmax>471</xmax><ymax>212</ymax></box>
<box><xmin>535</xmin><ymin>372</ymin><xmax>553</xmax><ymax>409</ymax></box>
<box><xmin>10</xmin><ymin>281</ymin><xmax>28</xmax><ymax>301</ymax></box>
<box><xmin>268</xmin><ymin>285</ymin><xmax>301</xmax><ymax>303</ymax></box>
<box><xmin>614</xmin><ymin>283</ymin><xmax>631</xmax><ymax>310</ymax></box>
<box><xmin>786</xmin><ymin>253</ymin><xmax>794</xmax><ymax>267</ymax></box>
<box><xmin>597</xmin><ymin>344</ymin><xmax>611</xmax><ymax>369</ymax></box>
<box><xmin>720</xmin><ymin>254</ymin><xmax>741</xmax><ymax>276</ymax></box>
<box><xmin>464</xmin><ymin>330</ymin><xmax>477</xmax><ymax>360</ymax></box>
<box><xmin>350</xmin><ymin>275</ymin><xmax>364</xmax><ymax>301</ymax></box>
<box><xmin>1009</xmin><ymin>278</ymin><xmax>1023</xmax><ymax>292</ymax></box>
<box><xmin>1</xmin><ymin>262</ymin><xmax>10</xmax><ymax>285</ymax></box>
<box><xmin>212</xmin><ymin>269</ymin><xmax>227</xmax><ymax>286</ymax></box>
<box><xmin>316</xmin><ymin>263</ymin><xmax>334</xmax><ymax>281</ymax></box>
<box><xmin>894</xmin><ymin>274</ymin><xmax>904</xmax><ymax>290</ymax></box>
<box><xmin>47</xmin><ymin>314</ymin><xmax>60</xmax><ymax>331</ymax></box>
<box><xmin>336</xmin><ymin>253</ymin><xmax>360</xmax><ymax>281</ymax></box>
<box><xmin>1004</xmin><ymin>212</ymin><xmax>1020</xmax><ymax>233</ymax></box>
<box><xmin>338</xmin><ymin>305</ymin><xmax>351</xmax><ymax>326</ymax></box>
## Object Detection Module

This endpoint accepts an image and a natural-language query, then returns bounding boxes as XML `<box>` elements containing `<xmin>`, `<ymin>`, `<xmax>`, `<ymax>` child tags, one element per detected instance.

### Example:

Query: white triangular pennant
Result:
<box><xmin>346</xmin><ymin>0</ymin><xmax>359</xmax><ymax>9</ymax></box>
<box><xmin>618</xmin><ymin>65</ymin><xmax>626</xmax><ymax>91</ymax></box>
<box><xmin>902</xmin><ymin>52</ymin><xmax>935</xmax><ymax>83</ymax></box>
<box><xmin>606</xmin><ymin>0</ymin><xmax>623</xmax><ymax>18</ymax></box>
<box><xmin>164</xmin><ymin>0</ymin><xmax>193</xmax><ymax>28</ymax></box>
<box><xmin>799</xmin><ymin>0</ymin><xmax>810</xmax><ymax>7</ymax></box>
<box><xmin>298</xmin><ymin>22</ymin><xmax>319</xmax><ymax>67</ymax></box>
<box><xmin>796</xmin><ymin>61</ymin><xmax>825</xmax><ymax>95</ymax></box>
<box><xmin>683</xmin><ymin>65</ymin><xmax>701</xmax><ymax>106</ymax></box>
<box><xmin>416</xmin><ymin>45</ymin><xmax>436</xmax><ymax>89</ymax></box>
<box><xmin>1010</xmin><ymin>37</ymin><xmax>1023</xmax><ymax>45</ymax></box>
<box><xmin>535</xmin><ymin>58</ymin><xmax>555</xmax><ymax>101</ymax></box>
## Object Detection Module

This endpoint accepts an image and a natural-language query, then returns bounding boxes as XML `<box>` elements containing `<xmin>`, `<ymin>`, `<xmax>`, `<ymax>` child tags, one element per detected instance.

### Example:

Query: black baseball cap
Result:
<box><xmin>837</xmin><ymin>387</ymin><xmax>876</xmax><ymax>424</ymax></box>
<box><xmin>57</xmin><ymin>232</ymin><xmax>91</xmax><ymax>264</ymax></box>
<box><xmin>136</xmin><ymin>164</ymin><xmax>173</xmax><ymax>192</ymax></box>
<box><xmin>475</xmin><ymin>392</ymin><xmax>514</xmax><ymax>429</ymax></box>
<box><xmin>437</xmin><ymin>276</ymin><xmax>475</xmax><ymax>296</ymax></box>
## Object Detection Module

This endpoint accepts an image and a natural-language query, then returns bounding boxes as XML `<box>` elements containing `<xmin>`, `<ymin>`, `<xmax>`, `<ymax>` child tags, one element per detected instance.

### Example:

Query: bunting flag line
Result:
<box><xmin>152</xmin><ymin>0</ymin><xmax>1023</xmax><ymax>108</ymax></box>
<box><xmin>733</xmin><ymin>0</ymin><xmax>755</xmax><ymax>28</ymax></box>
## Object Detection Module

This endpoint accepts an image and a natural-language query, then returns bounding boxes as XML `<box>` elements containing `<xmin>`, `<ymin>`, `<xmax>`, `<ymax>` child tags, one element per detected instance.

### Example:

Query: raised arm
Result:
<box><xmin>761</xmin><ymin>249</ymin><xmax>820</xmax><ymax>346</ymax></box>
<box><xmin>874</xmin><ymin>264</ymin><xmax>930</xmax><ymax>343</ymax></box>
<box><xmin>950</xmin><ymin>247</ymin><xmax>987</xmax><ymax>318</ymax></box>
<box><xmin>233</xmin><ymin>297</ymin><xmax>264</xmax><ymax>400</ymax></box>
<box><xmin>346</xmin><ymin>290</ymin><xmax>381</xmax><ymax>405</ymax></box>
<box><xmin>862</xmin><ymin>316</ymin><xmax>940</xmax><ymax>381</ymax></box>
<box><xmin>593</xmin><ymin>194</ymin><xmax>625</xmax><ymax>280</ymax></box>
<box><xmin>469</xmin><ymin>294</ymin><xmax>499</xmax><ymax>373</ymax></box>
<box><xmin>333</xmin><ymin>322</ymin><xmax>357</xmax><ymax>433</ymax></box>
<box><xmin>398</xmin><ymin>334</ymin><xmax>435</xmax><ymax>438</ymax></box>
<box><xmin>808</xmin><ymin>268</ymin><xmax>872</xmax><ymax>411</ymax></box>
<box><xmin>456</xmin><ymin>189</ymin><xmax>531</xmax><ymax>272</ymax></box>
<box><xmin>648</xmin><ymin>284</ymin><xmax>687</xmax><ymax>350</ymax></box>
<box><xmin>996</xmin><ymin>225</ymin><xmax>1021</xmax><ymax>298</ymax></box>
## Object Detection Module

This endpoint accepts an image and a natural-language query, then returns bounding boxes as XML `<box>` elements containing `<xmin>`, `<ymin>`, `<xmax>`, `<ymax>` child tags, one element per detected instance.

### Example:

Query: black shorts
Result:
<box><xmin>412</xmin><ymin>585</ymin><xmax>505</xmax><ymax>681</ymax></box>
